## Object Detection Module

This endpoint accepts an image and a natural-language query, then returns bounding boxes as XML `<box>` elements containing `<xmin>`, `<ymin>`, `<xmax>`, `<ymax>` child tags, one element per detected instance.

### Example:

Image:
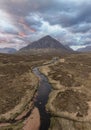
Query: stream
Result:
<box><xmin>33</xmin><ymin>67</ymin><xmax>52</xmax><ymax>130</ymax></box>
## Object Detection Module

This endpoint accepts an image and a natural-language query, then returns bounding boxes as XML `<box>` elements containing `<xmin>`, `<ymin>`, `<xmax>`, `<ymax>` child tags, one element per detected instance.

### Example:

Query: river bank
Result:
<box><xmin>23</xmin><ymin>107</ymin><xmax>40</xmax><ymax>130</ymax></box>
<box><xmin>0</xmin><ymin>70</ymin><xmax>39</xmax><ymax>130</ymax></box>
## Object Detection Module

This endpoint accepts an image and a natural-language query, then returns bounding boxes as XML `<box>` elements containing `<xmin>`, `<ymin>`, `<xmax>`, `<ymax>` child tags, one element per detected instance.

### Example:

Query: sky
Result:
<box><xmin>0</xmin><ymin>0</ymin><xmax>91</xmax><ymax>50</ymax></box>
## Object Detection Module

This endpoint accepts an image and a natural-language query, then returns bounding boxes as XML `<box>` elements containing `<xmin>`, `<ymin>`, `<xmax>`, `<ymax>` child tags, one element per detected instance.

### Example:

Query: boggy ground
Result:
<box><xmin>0</xmin><ymin>53</ymin><xmax>56</xmax><ymax>130</ymax></box>
<box><xmin>40</xmin><ymin>53</ymin><xmax>91</xmax><ymax>130</ymax></box>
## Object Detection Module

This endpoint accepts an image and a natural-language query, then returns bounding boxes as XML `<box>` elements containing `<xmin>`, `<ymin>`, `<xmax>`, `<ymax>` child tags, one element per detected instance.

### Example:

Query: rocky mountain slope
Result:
<box><xmin>19</xmin><ymin>35</ymin><xmax>73</xmax><ymax>54</ymax></box>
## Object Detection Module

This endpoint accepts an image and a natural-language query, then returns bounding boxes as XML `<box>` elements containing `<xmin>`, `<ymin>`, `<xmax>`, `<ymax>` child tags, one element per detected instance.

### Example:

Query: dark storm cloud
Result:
<box><xmin>0</xmin><ymin>0</ymin><xmax>90</xmax><ymax>28</ymax></box>
<box><xmin>42</xmin><ymin>2</ymin><xmax>91</xmax><ymax>28</ymax></box>
<box><xmin>1</xmin><ymin>0</ymin><xmax>69</xmax><ymax>15</ymax></box>
<box><xmin>69</xmin><ymin>23</ymin><xmax>91</xmax><ymax>33</ymax></box>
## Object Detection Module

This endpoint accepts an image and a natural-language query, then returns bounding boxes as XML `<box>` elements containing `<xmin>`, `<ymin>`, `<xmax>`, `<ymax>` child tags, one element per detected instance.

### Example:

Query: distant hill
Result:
<box><xmin>77</xmin><ymin>46</ymin><xmax>91</xmax><ymax>52</ymax></box>
<box><xmin>19</xmin><ymin>35</ymin><xmax>73</xmax><ymax>53</ymax></box>
<box><xmin>0</xmin><ymin>48</ymin><xmax>17</xmax><ymax>54</ymax></box>
<box><xmin>64</xmin><ymin>45</ymin><xmax>73</xmax><ymax>52</ymax></box>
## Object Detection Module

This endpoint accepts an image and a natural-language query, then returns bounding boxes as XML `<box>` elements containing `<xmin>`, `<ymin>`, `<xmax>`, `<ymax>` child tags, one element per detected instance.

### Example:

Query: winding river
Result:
<box><xmin>33</xmin><ymin>67</ymin><xmax>52</xmax><ymax>130</ymax></box>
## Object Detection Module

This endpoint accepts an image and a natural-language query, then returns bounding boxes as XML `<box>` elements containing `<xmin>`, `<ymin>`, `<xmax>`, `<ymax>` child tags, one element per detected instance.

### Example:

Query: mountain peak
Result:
<box><xmin>38</xmin><ymin>35</ymin><xmax>55</xmax><ymax>41</ymax></box>
<box><xmin>43</xmin><ymin>35</ymin><xmax>53</xmax><ymax>39</ymax></box>
<box><xmin>19</xmin><ymin>35</ymin><xmax>73</xmax><ymax>53</ymax></box>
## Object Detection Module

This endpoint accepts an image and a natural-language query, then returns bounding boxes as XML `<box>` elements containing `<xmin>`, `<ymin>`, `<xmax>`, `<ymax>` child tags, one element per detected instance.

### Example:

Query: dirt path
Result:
<box><xmin>23</xmin><ymin>107</ymin><xmax>40</xmax><ymax>130</ymax></box>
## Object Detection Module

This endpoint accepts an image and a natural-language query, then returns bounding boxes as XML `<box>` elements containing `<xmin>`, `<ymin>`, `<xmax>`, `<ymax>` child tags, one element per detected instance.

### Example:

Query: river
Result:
<box><xmin>33</xmin><ymin>67</ymin><xmax>52</xmax><ymax>130</ymax></box>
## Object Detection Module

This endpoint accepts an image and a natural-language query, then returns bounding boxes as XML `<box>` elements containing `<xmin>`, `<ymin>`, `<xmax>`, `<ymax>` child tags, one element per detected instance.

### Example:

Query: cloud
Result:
<box><xmin>69</xmin><ymin>23</ymin><xmax>91</xmax><ymax>33</ymax></box>
<box><xmin>0</xmin><ymin>10</ymin><xmax>18</xmax><ymax>33</ymax></box>
<box><xmin>0</xmin><ymin>0</ymin><xmax>91</xmax><ymax>50</ymax></box>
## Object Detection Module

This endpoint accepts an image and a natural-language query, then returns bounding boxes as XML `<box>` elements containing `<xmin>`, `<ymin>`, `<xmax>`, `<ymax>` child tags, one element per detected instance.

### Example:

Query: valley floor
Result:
<box><xmin>39</xmin><ymin>53</ymin><xmax>91</xmax><ymax>130</ymax></box>
<box><xmin>1</xmin><ymin>52</ymin><xmax>91</xmax><ymax>130</ymax></box>
<box><xmin>0</xmin><ymin>53</ymin><xmax>51</xmax><ymax>130</ymax></box>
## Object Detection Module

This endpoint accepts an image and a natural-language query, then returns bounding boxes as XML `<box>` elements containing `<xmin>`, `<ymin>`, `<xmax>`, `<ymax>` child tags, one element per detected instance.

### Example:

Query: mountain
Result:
<box><xmin>19</xmin><ymin>35</ymin><xmax>73</xmax><ymax>53</ymax></box>
<box><xmin>77</xmin><ymin>46</ymin><xmax>91</xmax><ymax>52</ymax></box>
<box><xmin>64</xmin><ymin>45</ymin><xmax>73</xmax><ymax>51</ymax></box>
<box><xmin>0</xmin><ymin>48</ymin><xmax>17</xmax><ymax>54</ymax></box>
